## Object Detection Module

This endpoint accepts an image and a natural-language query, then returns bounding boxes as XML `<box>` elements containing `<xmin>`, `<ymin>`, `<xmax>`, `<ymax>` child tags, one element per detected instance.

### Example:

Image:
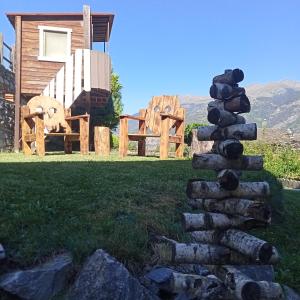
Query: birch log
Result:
<box><xmin>208</xmin><ymin>95</ymin><xmax>251</xmax><ymax>113</ymax></box>
<box><xmin>197</xmin><ymin>123</ymin><xmax>257</xmax><ymax>141</ymax></box>
<box><xmin>207</xmin><ymin>107</ymin><xmax>245</xmax><ymax>127</ymax></box>
<box><xmin>161</xmin><ymin>271</ymin><xmax>223</xmax><ymax>294</ymax></box>
<box><xmin>186</xmin><ymin>180</ymin><xmax>270</xmax><ymax>199</ymax></box>
<box><xmin>225</xmin><ymin>266</ymin><xmax>283</xmax><ymax>300</ymax></box>
<box><xmin>187</xmin><ymin>198</ymin><xmax>271</xmax><ymax>222</ymax></box>
<box><xmin>182</xmin><ymin>212</ymin><xmax>267</xmax><ymax>231</ymax></box>
<box><xmin>210</xmin><ymin>83</ymin><xmax>245</xmax><ymax>100</ymax></box>
<box><xmin>220</xmin><ymin>229</ymin><xmax>274</xmax><ymax>263</ymax></box>
<box><xmin>172</xmin><ymin>242</ymin><xmax>231</xmax><ymax>264</ymax></box>
<box><xmin>213</xmin><ymin>68</ymin><xmax>244</xmax><ymax>85</ymax></box>
<box><xmin>170</xmin><ymin>242</ymin><xmax>261</xmax><ymax>265</ymax></box>
<box><xmin>212</xmin><ymin>139</ymin><xmax>244</xmax><ymax>159</ymax></box>
<box><xmin>192</xmin><ymin>153</ymin><xmax>263</xmax><ymax>171</ymax></box>
<box><xmin>217</xmin><ymin>169</ymin><xmax>241</xmax><ymax>190</ymax></box>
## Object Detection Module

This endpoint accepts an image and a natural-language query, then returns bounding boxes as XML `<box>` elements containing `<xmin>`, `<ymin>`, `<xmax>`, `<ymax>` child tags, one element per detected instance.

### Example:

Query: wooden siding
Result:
<box><xmin>21</xmin><ymin>19</ymin><xmax>84</xmax><ymax>95</ymax></box>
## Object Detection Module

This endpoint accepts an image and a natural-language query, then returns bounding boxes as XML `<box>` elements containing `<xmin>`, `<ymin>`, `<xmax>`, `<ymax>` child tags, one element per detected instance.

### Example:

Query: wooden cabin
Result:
<box><xmin>6</xmin><ymin>5</ymin><xmax>114</xmax><ymax>150</ymax></box>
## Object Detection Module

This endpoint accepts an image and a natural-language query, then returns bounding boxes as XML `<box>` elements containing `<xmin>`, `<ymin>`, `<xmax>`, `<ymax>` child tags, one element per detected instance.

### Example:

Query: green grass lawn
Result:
<box><xmin>0</xmin><ymin>151</ymin><xmax>299</xmax><ymax>291</ymax></box>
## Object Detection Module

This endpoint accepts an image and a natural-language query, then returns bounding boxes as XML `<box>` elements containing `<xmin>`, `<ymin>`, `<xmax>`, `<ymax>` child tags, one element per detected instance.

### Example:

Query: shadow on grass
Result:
<box><xmin>0</xmin><ymin>157</ymin><xmax>298</xmax><ymax>290</ymax></box>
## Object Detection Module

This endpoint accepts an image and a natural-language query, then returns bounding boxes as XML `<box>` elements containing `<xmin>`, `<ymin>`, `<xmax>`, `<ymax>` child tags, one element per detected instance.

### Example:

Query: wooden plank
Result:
<box><xmin>43</xmin><ymin>84</ymin><xmax>50</xmax><ymax>96</ymax></box>
<box><xmin>79</xmin><ymin>116</ymin><xmax>89</xmax><ymax>154</ymax></box>
<box><xmin>64</xmin><ymin>108</ymin><xmax>72</xmax><ymax>154</ymax></box>
<box><xmin>35</xmin><ymin>114</ymin><xmax>45</xmax><ymax>156</ymax></box>
<box><xmin>49</xmin><ymin>78</ymin><xmax>55</xmax><ymax>98</ymax></box>
<box><xmin>21</xmin><ymin>106</ymin><xmax>32</xmax><ymax>155</ymax></box>
<box><xmin>14</xmin><ymin>16</ymin><xmax>22</xmax><ymax>151</ymax></box>
<box><xmin>160</xmin><ymin>115</ymin><xmax>170</xmax><ymax>159</ymax></box>
<box><xmin>83</xmin><ymin>49</ymin><xmax>91</xmax><ymax>91</ymax></box>
<box><xmin>24</xmin><ymin>133</ymin><xmax>36</xmax><ymax>142</ymax></box>
<box><xmin>175</xmin><ymin>108</ymin><xmax>185</xmax><ymax>158</ymax></box>
<box><xmin>65</xmin><ymin>54</ymin><xmax>74</xmax><ymax>108</ymax></box>
<box><xmin>119</xmin><ymin>117</ymin><xmax>128</xmax><ymax>157</ymax></box>
<box><xmin>65</xmin><ymin>114</ymin><xmax>89</xmax><ymax>121</ymax></box>
<box><xmin>83</xmin><ymin>5</ymin><xmax>91</xmax><ymax>49</ymax></box>
<box><xmin>120</xmin><ymin>114</ymin><xmax>145</xmax><ymax>121</ymax></box>
<box><xmin>47</xmin><ymin>132</ymin><xmax>80</xmax><ymax>136</ymax></box>
<box><xmin>56</xmin><ymin>66</ymin><xmax>64</xmax><ymax>104</ymax></box>
<box><xmin>138</xmin><ymin>109</ymin><xmax>146</xmax><ymax>156</ymax></box>
<box><xmin>74</xmin><ymin>49</ymin><xmax>82</xmax><ymax>100</ymax></box>
<box><xmin>94</xmin><ymin>126</ymin><xmax>110</xmax><ymax>156</ymax></box>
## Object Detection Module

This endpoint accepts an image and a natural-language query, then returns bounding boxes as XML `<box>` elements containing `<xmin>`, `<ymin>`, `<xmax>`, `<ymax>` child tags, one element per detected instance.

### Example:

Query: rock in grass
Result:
<box><xmin>0</xmin><ymin>253</ymin><xmax>72</xmax><ymax>300</ymax></box>
<box><xmin>0</xmin><ymin>244</ymin><xmax>5</xmax><ymax>260</ymax></box>
<box><xmin>283</xmin><ymin>285</ymin><xmax>300</xmax><ymax>300</ymax></box>
<box><xmin>68</xmin><ymin>249</ymin><xmax>159</xmax><ymax>300</ymax></box>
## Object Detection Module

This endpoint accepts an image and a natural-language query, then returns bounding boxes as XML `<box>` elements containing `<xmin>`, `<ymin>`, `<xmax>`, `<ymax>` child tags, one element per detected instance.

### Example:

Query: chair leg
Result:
<box><xmin>119</xmin><ymin>118</ymin><xmax>128</xmax><ymax>158</ymax></box>
<box><xmin>64</xmin><ymin>118</ymin><xmax>72</xmax><ymax>154</ymax></box>
<box><xmin>138</xmin><ymin>139</ymin><xmax>146</xmax><ymax>156</ymax></box>
<box><xmin>79</xmin><ymin>117</ymin><xmax>89</xmax><ymax>155</ymax></box>
<box><xmin>64</xmin><ymin>137</ymin><xmax>72</xmax><ymax>154</ymax></box>
<box><xmin>175</xmin><ymin>143</ymin><xmax>184</xmax><ymax>158</ymax></box>
<box><xmin>35</xmin><ymin>115</ymin><xmax>45</xmax><ymax>156</ymax></box>
<box><xmin>160</xmin><ymin>116</ymin><xmax>169</xmax><ymax>159</ymax></box>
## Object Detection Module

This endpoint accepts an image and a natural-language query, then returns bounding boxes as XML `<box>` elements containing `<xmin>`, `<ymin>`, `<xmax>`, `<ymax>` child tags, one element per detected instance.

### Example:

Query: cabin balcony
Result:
<box><xmin>42</xmin><ymin>48</ymin><xmax>111</xmax><ymax>112</ymax></box>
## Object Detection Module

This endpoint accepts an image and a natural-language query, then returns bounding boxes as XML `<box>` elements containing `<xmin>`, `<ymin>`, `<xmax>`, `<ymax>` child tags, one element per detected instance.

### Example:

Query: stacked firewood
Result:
<box><xmin>154</xmin><ymin>69</ymin><xmax>286</xmax><ymax>300</ymax></box>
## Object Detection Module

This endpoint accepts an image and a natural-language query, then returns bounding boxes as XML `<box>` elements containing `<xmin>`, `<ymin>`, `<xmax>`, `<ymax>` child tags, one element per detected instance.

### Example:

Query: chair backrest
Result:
<box><xmin>145</xmin><ymin>95</ymin><xmax>181</xmax><ymax>135</ymax></box>
<box><xmin>27</xmin><ymin>95</ymin><xmax>66</xmax><ymax>132</ymax></box>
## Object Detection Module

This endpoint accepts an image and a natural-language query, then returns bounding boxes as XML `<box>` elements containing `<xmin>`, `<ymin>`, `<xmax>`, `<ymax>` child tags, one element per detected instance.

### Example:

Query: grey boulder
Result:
<box><xmin>283</xmin><ymin>285</ymin><xmax>300</xmax><ymax>300</ymax></box>
<box><xmin>0</xmin><ymin>253</ymin><xmax>72</xmax><ymax>300</ymax></box>
<box><xmin>0</xmin><ymin>244</ymin><xmax>5</xmax><ymax>260</ymax></box>
<box><xmin>68</xmin><ymin>249</ymin><xmax>159</xmax><ymax>300</ymax></box>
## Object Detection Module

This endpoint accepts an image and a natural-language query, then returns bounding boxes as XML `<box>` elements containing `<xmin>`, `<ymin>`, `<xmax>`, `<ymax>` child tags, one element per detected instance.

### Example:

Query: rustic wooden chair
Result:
<box><xmin>21</xmin><ymin>96</ymin><xmax>89</xmax><ymax>156</ymax></box>
<box><xmin>119</xmin><ymin>95</ymin><xmax>185</xmax><ymax>159</ymax></box>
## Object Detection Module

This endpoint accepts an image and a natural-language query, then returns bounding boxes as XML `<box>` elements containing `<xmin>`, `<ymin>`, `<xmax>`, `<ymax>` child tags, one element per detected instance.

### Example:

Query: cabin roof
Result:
<box><xmin>6</xmin><ymin>12</ymin><xmax>114</xmax><ymax>42</ymax></box>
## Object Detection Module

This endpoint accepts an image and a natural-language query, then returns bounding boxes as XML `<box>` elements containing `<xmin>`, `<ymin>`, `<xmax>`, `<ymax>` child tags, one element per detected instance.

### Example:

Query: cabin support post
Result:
<box><xmin>83</xmin><ymin>5</ymin><xmax>91</xmax><ymax>49</ymax></box>
<box><xmin>14</xmin><ymin>15</ymin><xmax>22</xmax><ymax>152</ymax></box>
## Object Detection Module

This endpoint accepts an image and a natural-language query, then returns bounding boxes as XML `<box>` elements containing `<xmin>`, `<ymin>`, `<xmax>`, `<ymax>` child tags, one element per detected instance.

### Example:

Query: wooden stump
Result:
<box><xmin>94</xmin><ymin>126</ymin><xmax>110</xmax><ymax>156</ymax></box>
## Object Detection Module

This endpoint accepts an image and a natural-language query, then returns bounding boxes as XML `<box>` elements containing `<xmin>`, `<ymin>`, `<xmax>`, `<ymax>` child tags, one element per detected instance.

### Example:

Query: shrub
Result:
<box><xmin>111</xmin><ymin>134</ymin><xmax>119</xmax><ymax>149</ymax></box>
<box><xmin>184</xmin><ymin>123</ymin><xmax>207</xmax><ymax>145</ymax></box>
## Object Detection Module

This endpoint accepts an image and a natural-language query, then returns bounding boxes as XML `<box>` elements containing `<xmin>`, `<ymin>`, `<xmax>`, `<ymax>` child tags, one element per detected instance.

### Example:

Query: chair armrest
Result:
<box><xmin>160</xmin><ymin>113</ymin><xmax>184</xmax><ymax>121</ymax></box>
<box><xmin>24</xmin><ymin>112</ymin><xmax>44</xmax><ymax>119</ymax></box>
<box><xmin>120</xmin><ymin>114</ymin><xmax>145</xmax><ymax>121</ymax></box>
<box><xmin>65</xmin><ymin>114</ymin><xmax>90</xmax><ymax>121</ymax></box>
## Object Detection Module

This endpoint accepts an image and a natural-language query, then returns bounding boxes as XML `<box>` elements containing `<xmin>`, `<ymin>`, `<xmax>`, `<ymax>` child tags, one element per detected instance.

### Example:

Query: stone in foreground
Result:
<box><xmin>68</xmin><ymin>249</ymin><xmax>159</xmax><ymax>300</ymax></box>
<box><xmin>0</xmin><ymin>253</ymin><xmax>72</xmax><ymax>300</ymax></box>
<box><xmin>0</xmin><ymin>244</ymin><xmax>5</xmax><ymax>260</ymax></box>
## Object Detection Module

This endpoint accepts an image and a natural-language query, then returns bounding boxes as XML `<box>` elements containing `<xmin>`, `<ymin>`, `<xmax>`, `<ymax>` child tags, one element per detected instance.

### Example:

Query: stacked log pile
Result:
<box><xmin>153</xmin><ymin>69</ymin><xmax>288</xmax><ymax>300</ymax></box>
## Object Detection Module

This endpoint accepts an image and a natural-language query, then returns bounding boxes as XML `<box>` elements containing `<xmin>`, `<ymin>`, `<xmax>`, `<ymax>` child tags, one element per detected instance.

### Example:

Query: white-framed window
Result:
<box><xmin>38</xmin><ymin>25</ymin><xmax>72</xmax><ymax>62</ymax></box>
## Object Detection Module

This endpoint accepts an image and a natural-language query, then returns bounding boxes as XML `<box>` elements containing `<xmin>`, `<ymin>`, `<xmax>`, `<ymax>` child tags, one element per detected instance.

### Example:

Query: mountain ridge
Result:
<box><xmin>179</xmin><ymin>80</ymin><xmax>300</xmax><ymax>132</ymax></box>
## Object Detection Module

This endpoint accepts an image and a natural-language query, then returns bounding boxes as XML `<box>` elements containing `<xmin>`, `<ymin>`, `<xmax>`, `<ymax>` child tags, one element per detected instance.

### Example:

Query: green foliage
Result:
<box><xmin>111</xmin><ymin>134</ymin><xmax>119</xmax><ymax>149</ymax></box>
<box><xmin>184</xmin><ymin>123</ymin><xmax>207</xmax><ymax>145</ymax></box>
<box><xmin>91</xmin><ymin>72</ymin><xmax>123</xmax><ymax>130</ymax></box>
<box><xmin>243</xmin><ymin>142</ymin><xmax>300</xmax><ymax>179</ymax></box>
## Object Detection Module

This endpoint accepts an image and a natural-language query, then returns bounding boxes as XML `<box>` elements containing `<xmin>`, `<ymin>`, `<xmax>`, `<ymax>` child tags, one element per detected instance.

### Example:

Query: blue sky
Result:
<box><xmin>0</xmin><ymin>0</ymin><xmax>299</xmax><ymax>113</ymax></box>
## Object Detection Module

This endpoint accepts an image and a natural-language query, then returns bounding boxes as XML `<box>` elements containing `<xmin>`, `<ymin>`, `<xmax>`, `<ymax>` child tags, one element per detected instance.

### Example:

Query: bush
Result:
<box><xmin>184</xmin><ymin>123</ymin><xmax>207</xmax><ymax>145</ymax></box>
<box><xmin>243</xmin><ymin>142</ymin><xmax>300</xmax><ymax>180</ymax></box>
<box><xmin>111</xmin><ymin>134</ymin><xmax>119</xmax><ymax>149</ymax></box>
